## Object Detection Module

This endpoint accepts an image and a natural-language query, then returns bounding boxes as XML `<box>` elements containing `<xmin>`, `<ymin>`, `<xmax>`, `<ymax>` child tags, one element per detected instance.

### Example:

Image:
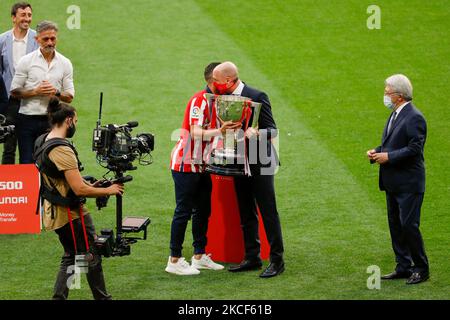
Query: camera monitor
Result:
<box><xmin>122</xmin><ymin>216</ymin><xmax>151</xmax><ymax>240</ymax></box>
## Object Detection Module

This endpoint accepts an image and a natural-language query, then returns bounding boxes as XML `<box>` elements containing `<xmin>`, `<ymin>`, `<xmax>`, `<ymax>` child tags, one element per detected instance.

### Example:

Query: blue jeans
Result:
<box><xmin>16</xmin><ymin>113</ymin><xmax>50</xmax><ymax>164</ymax></box>
<box><xmin>170</xmin><ymin>171</ymin><xmax>212</xmax><ymax>258</ymax></box>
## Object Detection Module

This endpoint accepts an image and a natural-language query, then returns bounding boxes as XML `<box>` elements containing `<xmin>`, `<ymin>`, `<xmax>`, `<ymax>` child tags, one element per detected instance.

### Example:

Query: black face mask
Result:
<box><xmin>66</xmin><ymin>124</ymin><xmax>76</xmax><ymax>138</ymax></box>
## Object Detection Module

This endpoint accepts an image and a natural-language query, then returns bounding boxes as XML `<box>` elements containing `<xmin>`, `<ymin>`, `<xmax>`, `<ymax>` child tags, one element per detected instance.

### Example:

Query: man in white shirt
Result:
<box><xmin>11</xmin><ymin>20</ymin><xmax>75</xmax><ymax>164</ymax></box>
<box><xmin>0</xmin><ymin>2</ymin><xmax>38</xmax><ymax>164</ymax></box>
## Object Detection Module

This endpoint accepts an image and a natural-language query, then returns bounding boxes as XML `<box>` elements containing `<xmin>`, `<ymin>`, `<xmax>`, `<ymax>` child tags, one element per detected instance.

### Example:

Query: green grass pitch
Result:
<box><xmin>0</xmin><ymin>0</ymin><xmax>449</xmax><ymax>299</ymax></box>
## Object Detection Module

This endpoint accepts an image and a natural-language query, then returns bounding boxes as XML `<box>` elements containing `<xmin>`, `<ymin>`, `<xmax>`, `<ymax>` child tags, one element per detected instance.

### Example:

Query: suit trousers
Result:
<box><xmin>386</xmin><ymin>192</ymin><xmax>429</xmax><ymax>274</ymax></box>
<box><xmin>234</xmin><ymin>174</ymin><xmax>284</xmax><ymax>263</ymax></box>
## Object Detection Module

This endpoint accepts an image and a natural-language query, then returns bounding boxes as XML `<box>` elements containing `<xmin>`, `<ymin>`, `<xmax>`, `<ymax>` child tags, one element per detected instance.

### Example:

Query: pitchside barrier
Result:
<box><xmin>0</xmin><ymin>165</ymin><xmax>41</xmax><ymax>234</ymax></box>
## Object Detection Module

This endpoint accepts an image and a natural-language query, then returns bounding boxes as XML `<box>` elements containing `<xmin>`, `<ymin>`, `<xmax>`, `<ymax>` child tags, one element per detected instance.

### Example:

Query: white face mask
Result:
<box><xmin>383</xmin><ymin>95</ymin><xmax>395</xmax><ymax>110</ymax></box>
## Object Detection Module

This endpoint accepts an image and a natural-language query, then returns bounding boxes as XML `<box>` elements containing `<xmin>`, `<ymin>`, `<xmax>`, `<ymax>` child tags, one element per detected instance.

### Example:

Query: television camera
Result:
<box><xmin>90</xmin><ymin>93</ymin><xmax>154</xmax><ymax>257</ymax></box>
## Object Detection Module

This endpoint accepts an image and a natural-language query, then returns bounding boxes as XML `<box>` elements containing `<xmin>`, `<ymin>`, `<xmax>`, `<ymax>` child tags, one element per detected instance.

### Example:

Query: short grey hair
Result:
<box><xmin>36</xmin><ymin>20</ymin><xmax>59</xmax><ymax>34</ymax></box>
<box><xmin>385</xmin><ymin>74</ymin><xmax>413</xmax><ymax>101</ymax></box>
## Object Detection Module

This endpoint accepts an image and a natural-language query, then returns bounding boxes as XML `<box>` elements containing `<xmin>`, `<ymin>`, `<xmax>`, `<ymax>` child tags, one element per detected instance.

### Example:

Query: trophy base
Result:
<box><xmin>205</xmin><ymin>164</ymin><xmax>246</xmax><ymax>176</ymax></box>
<box><xmin>213</xmin><ymin>148</ymin><xmax>245</xmax><ymax>162</ymax></box>
<box><xmin>206</xmin><ymin>149</ymin><xmax>247</xmax><ymax>176</ymax></box>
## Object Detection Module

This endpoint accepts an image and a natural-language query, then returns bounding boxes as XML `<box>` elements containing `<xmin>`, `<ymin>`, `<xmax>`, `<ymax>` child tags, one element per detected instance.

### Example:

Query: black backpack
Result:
<box><xmin>34</xmin><ymin>133</ymin><xmax>85</xmax><ymax>214</ymax></box>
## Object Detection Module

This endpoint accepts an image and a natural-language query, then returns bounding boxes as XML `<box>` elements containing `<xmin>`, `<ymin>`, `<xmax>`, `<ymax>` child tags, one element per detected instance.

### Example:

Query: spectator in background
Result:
<box><xmin>0</xmin><ymin>2</ymin><xmax>38</xmax><ymax>164</ymax></box>
<box><xmin>11</xmin><ymin>20</ymin><xmax>74</xmax><ymax>164</ymax></box>
<box><xmin>367</xmin><ymin>74</ymin><xmax>429</xmax><ymax>285</ymax></box>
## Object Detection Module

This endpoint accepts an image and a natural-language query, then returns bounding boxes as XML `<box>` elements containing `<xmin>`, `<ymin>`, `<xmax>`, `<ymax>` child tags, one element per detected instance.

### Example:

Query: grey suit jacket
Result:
<box><xmin>0</xmin><ymin>29</ymin><xmax>39</xmax><ymax>95</ymax></box>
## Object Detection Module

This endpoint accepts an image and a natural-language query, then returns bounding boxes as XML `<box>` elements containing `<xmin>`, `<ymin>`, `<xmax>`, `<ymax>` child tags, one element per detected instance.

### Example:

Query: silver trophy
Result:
<box><xmin>205</xmin><ymin>94</ymin><xmax>261</xmax><ymax>176</ymax></box>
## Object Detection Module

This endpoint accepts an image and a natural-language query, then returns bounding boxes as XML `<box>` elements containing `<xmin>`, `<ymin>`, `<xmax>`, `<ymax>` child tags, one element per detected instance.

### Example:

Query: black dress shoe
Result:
<box><xmin>259</xmin><ymin>262</ymin><xmax>285</xmax><ymax>278</ymax></box>
<box><xmin>406</xmin><ymin>272</ymin><xmax>429</xmax><ymax>285</ymax></box>
<box><xmin>228</xmin><ymin>260</ymin><xmax>262</xmax><ymax>272</ymax></box>
<box><xmin>381</xmin><ymin>271</ymin><xmax>411</xmax><ymax>280</ymax></box>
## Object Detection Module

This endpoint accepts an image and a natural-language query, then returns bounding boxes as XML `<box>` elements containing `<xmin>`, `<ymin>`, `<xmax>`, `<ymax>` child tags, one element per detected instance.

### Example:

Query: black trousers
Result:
<box><xmin>386</xmin><ymin>192</ymin><xmax>429</xmax><ymax>274</ymax></box>
<box><xmin>53</xmin><ymin>214</ymin><xmax>111</xmax><ymax>300</ymax></box>
<box><xmin>170</xmin><ymin>171</ymin><xmax>212</xmax><ymax>257</ymax></box>
<box><xmin>1</xmin><ymin>98</ymin><xmax>19</xmax><ymax>164</ymax></box>
<box><xmin>16</xmin><ymin>113</ymin><xmax>49</xmax><ymax>164</ymax></box>
<box><xmin>234</xmin><ymin>174</ymin><xmax>284</xmax><ymax>263</ymax></box>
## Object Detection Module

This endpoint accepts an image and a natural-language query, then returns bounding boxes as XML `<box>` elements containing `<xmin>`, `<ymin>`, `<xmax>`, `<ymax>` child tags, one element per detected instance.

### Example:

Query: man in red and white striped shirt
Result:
<box><xmin>169</xmin><ymin>88</ymin><xmax>211</xmax><ymax>173</ymax></box>
<box><xmin>166</xmin><ymin>62</ymin><xmax>241</xmax><ymax>275</ymax></box>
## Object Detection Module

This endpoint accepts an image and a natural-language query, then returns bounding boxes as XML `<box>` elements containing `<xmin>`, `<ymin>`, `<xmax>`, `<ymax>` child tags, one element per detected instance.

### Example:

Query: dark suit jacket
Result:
<box><xmin>240</xmin><ymin>84</ymin><xmax>279</xmax><ymax>176</ymax></box>
<box><xmin>375</xmin><ymin>102</ymin><xmax>426</xmax><ymax>193</ymax></box>
<box><xmin>0</xmin><ymin>74</ymin><xmax>8</xmax><ymax>114</ymax></box>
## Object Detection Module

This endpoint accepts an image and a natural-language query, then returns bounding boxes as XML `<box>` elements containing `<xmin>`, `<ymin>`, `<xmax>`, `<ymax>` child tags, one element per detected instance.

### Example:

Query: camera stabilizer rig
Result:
<box><xmin>91</xmin><ymin>93</ymin><xmax>154</xmax><ymax>257</ymax></box>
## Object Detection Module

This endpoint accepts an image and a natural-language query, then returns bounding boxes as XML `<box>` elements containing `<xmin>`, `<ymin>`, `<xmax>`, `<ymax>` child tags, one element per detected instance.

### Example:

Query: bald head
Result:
<box><xmin>212</xmin><ymin>61</ymin><xmax>240</xmax><ymax>94</ymax></box>
<box><xmin>214</xmin><ymin>61</ymin><xmax>239</xmax><ymax>79</ymax></box>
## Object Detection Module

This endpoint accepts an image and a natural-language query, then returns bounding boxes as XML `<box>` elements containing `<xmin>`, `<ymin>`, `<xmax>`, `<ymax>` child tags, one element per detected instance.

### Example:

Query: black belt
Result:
<box><xmin>18</xmin><ymin>114</ymin><xmax>48</xmax><ymax>120</ymax></box>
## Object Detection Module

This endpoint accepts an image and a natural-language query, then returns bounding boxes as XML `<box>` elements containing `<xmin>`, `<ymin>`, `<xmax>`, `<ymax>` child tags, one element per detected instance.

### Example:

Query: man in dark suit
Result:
<box><xmin>367</xmin><ymin>74</ymin><xmax>429</xmax><ymax>285</ymax></box>
<box><xmin>0</xmin><ymin>74</ymin><xmax>7</xmax><ymax>113</ymax></box>
<box><xmin>212</xmin><ymin>62</ymin><xmax>284</xmax><ymax>278</ymax></box>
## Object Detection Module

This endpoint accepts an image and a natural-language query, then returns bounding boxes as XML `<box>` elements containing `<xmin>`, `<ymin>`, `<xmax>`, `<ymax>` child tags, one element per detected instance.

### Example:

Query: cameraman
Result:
<box><xmin>37</xmin><ymin>97</ymin><xmax>123</xmax><ymax>300</ymax></box>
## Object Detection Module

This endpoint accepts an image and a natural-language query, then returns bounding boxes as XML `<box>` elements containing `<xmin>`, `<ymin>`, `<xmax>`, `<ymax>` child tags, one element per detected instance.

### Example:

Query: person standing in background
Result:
<box><xmin>10</xmin><ymin>20</ymin><xmax>74</xmax><ymax>164</ymax></box>
<box><xmin>367</xmin><ymin>74</ymin><xmax>429</xmax><ymax>285</ymax></box>
<box><xmin>0</xmin><ymin>2</ymin><xmax>38</xmax><ymax>164</ymax></box>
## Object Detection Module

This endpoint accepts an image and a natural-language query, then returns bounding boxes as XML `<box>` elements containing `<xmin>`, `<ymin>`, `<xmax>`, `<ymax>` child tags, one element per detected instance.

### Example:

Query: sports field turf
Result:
<box><xmin>0</xmin><ymin>0</ymin><xmax>449</xmax><ymax>300</ymax></box>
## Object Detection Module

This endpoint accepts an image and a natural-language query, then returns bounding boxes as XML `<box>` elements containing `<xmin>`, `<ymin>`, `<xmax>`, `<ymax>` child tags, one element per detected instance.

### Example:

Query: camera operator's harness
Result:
<box><xmin>34</xmin><ymin>134</ymin><xmax>90</xmax><ymax>254</ymax></box>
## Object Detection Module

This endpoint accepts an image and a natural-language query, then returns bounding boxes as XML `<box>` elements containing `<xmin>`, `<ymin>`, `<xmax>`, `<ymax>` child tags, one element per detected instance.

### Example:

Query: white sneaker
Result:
<box><xmin>191</xmin><ymin>254</ymin><xmax>224</xmax><ymax>270</ymax></box>
<box><xmin>165</xmin><ymin>257</ymin><xmax>200</xmax><ymax>275</ymax></box>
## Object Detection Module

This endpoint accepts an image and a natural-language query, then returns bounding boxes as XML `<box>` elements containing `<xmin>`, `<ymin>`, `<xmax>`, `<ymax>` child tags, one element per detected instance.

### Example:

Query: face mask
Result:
<box><xmin>383</xmin><ymin>95</ymin><xmax>395</xmax><ymax>110</ymax></box>
<box><xmin>66</xmin><ymin>123</ymin><xmax>76</xmax><ymax>138</ymax></box>
<box><xmin>213</xmin><ymin>82</ymin><xmax>229</xmax><ymax>95</ymax></box>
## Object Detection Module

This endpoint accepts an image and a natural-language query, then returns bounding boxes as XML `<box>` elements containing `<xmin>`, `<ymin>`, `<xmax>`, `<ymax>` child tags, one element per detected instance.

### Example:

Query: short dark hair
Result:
<box><xmin>11</xmin><ymin>2</ymin><xmax>32</xmax><ymax>16</ymax></box>
<box><xmin>204</xmin><ymin>62</ymin><xmax>221</xmax><ymax>82</ymax></box>
<box><xmin>36</xmin><ymin>20</ymin><xmax>58</xmax><ymax>34</ymax></box>
<box><xmin>47</xmin><ymin>97</ymin><xmax>76</xmax><ymax>126</ymax></box>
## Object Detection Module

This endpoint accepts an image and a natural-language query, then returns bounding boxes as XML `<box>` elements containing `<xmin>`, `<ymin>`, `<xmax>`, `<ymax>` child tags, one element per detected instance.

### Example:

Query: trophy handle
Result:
<box><xmin>250</xmin><ymin>102</ymin><xmax>261</xmax><ymax>129</ymax></box>
<box><xmin>205</xmin><ymin>93</ymin><xmax>262</xmax><ymax>129</ymax></box>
